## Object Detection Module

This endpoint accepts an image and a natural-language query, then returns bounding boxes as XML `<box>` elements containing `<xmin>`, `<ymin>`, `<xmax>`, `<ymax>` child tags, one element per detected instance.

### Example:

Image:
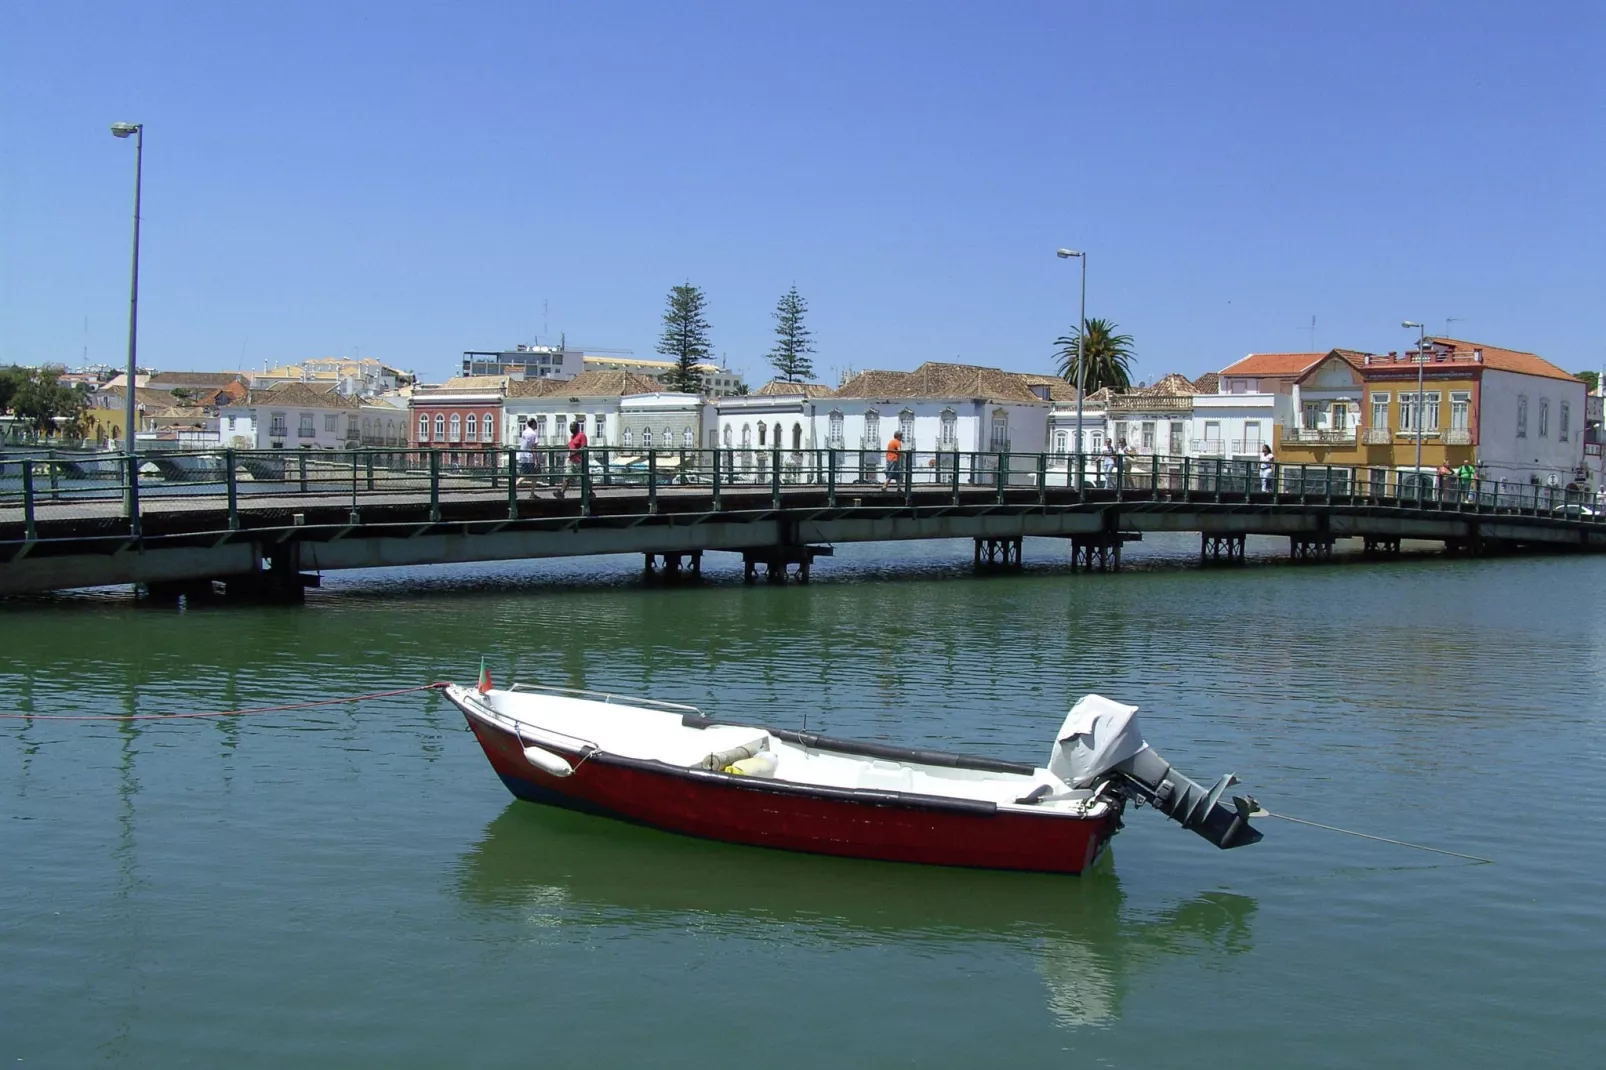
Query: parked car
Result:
<box><xmin>1551</xmin><ymin>503</ymin><xmax>1597</xmax><ymax>518</ymax></box>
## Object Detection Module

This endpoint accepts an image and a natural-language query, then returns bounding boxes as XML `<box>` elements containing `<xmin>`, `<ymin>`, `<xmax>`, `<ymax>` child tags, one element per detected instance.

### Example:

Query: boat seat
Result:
<box><xmin>856</xmin><ymin>760</ymin><xmax>914</xmax><ymax>792</ymax></box>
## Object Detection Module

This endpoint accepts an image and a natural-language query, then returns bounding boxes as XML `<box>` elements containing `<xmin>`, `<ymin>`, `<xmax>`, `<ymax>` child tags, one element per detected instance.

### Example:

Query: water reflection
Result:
<box><xmin>455</xmin><ymin>804</ymin><xmax>1256</xmax><ymax>1028</ymax></box>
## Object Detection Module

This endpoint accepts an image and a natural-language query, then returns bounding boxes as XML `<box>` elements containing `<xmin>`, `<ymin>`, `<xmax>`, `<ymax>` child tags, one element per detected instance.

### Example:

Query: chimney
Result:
<box><xmin>1473</xmin><ymin>348</ymin><xmax>1483</xmax><ymax>363</ymax></box>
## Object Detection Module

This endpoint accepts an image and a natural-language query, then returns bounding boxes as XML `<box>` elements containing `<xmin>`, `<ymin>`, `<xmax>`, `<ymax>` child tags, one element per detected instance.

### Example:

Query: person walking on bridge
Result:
<box><xmin>883</xmin><ymin>429</ymin><xmax>904</xmax><ymax>490</ymax></box>
<box><xmin>554</xmin><ymin>420</ymin><xmax>586</xmax><ymax>499</ymax></box>
<box><xmin>517</xmin><ymin>418</ymin><xmax>540</xmax><ymax>496</ymax></box>
<box><xmin>1259</xmin><ymin>444</ymin><xmax>1276</xmax><ymax>493</ymax></box>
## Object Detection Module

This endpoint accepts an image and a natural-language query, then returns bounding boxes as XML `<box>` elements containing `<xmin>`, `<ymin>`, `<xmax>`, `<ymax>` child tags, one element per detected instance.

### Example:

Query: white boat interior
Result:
<box><xmin>455</xmin><ymin>684</ymin><xmax>1125</xmax><ymax>818</ymax></box>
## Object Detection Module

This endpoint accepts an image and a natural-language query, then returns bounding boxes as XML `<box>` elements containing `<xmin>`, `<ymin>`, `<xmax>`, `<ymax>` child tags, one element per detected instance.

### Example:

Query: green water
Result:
<box><xmin>3</xmin><ymin>536</ymin><xmax>1603</xmax><ymax>1067</ymax></box>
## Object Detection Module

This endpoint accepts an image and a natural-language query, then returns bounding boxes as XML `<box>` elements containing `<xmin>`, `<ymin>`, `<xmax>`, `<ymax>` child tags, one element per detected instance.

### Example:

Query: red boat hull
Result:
<box><xmin>465</xmin><ymin>710</ymin><xmax>1121</xmax><ymax>875</ymax></box>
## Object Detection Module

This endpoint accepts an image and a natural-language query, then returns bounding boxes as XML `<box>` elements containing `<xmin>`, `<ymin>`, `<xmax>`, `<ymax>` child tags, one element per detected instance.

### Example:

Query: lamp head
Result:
<box><xmin>1402</xmin><ymin>320</ymin><xmax>1422</xmax><ymax>329</ymax></box>
<box><xmin>1056</xmin><ymin>248</ymin><xmax>1082</xmax><ymax>259</ymax></box>
<box><xmin>110</xmin><ymin>122</ymin><xmax>141</xmax><ymax>138</ymax></box>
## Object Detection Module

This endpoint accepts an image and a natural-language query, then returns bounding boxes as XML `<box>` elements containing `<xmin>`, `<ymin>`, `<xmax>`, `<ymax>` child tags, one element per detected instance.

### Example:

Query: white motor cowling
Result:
<box><xmin>1047</xmin><ymin>695</ymin><xmax>1149</xmax><ymax>788</ymax></box>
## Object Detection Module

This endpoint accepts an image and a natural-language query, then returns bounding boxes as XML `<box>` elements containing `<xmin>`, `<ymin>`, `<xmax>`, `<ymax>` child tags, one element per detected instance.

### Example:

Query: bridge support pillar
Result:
<box><xmin>1444</xmin><ymin>536</ymin><xmax>1488</xmax><ymax>558</ymax></box>
<box><xmin>643</xmin><ymin>550</ymin><xmax>703</xmax><ymax>583</ymax></box>
<box><xmin>973</xmin><ymin>536</ymin><xmax>1022</xmax><ymax>571</ymax></box>
<box><xmin>222</xmin><ymin>545</ymin><xmax>320</xmax><ymax>603</ymax></box>
<box><xmin>1289</xmin><ymin>535</ymin><xmax>1335</xmax><ymax>562</ymax></box>
<box><xmin>742</xmin><ymin>545</ymin><xmax>831</xmax><ymax>585</ymax></box>
<box><xmin>1200</xmin><ymin>533</ymin><xmax>1245</xmax><ymax>566</ymax></box>
<box><xmin>139</xmin><ymin>578</ymin><xmax>219</xmax><ymax>605</ymax></box>
<box><xmin>1362</xmin><ymin>536</ymin><xmax>1401</xmax><ymax>557</ymax></box>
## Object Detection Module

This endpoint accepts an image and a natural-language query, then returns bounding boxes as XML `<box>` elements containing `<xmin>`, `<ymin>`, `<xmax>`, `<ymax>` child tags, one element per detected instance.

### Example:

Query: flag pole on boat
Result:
<box><xmin>477</xmin><ymin>656</ymin><xmax>493</xmax><ymax>694</ymax></box>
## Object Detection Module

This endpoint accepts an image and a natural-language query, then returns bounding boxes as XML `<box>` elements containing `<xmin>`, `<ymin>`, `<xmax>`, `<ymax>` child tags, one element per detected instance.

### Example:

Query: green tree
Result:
<box><xmin>658</xmin><ymin>283</ymin><xmax>712</xmax><ymax>393</ymax></box>
<box><xmin>767</xmin><ymin>285</ymin><xmax>815</xmax><ymax>383</ymax></box>
<box><xmin>11</xmin><ymin>367</ymin><xmax>86</xmax><ymax>436</ymax></box>
<box><xmin>0</xmin><ymin>366</ymin><xmax>27</xmax><ymax>414</ymax></box>
<box><xmin>1575</xmin><ymin>370</ymin><xmax>1599</xmax><ymax>393</ymax></box>
<box><xmin>1054</xmin><ymin>318</ymin><xmax>1136</xmax><ymax>394</ymax></box>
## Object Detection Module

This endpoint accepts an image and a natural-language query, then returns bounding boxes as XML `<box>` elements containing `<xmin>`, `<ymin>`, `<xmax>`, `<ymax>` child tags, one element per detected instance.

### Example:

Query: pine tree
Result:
<box><xmin>657</xmin><ymin>284</ymin><xmax>712</xmax><ymax>393</ymax></box>
<box><xmin>767</xmin><ymin>285</ymin><xmax>815</xmax><ymax>383</ymax></box>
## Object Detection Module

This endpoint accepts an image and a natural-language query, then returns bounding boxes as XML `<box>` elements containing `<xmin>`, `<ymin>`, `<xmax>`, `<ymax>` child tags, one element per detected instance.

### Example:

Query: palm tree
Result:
<box><xmin>1053</xmin><ymin>318</ymin><xmax>1136</xmax><ymax>394</ymax></box>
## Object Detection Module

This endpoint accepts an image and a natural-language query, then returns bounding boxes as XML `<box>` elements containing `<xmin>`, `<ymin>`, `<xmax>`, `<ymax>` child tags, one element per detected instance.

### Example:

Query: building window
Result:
<box><xmin>1450</xmin><ymin>392</ymin><xmax>1470</xmax><ymax>431</ymax></box>
<box><xmin>898</xmin><ymin>408</ymin><xmax>915</xmax><ymax>445</ymax></box>
<box><xmin>434</xmin><ymin>413</ymin><xmax>445</xmax><ymax>440</ymax></box>
<box><xmin>1332</xmin><ymin>404</ymin><xmax>1348</xmax><ymax>432</ymax></box>
<box><xmin>1090</xmin><ymin>431</ymin><xmax>1104</xmax><ymax>451</ymax></box>
<box><xmin>643</xmin><ymin>428</ymin><xmax>654</xmax><ymax>448</ymax></box>
<box><xmin>623</xmin><ymin>428</ymin><xmax>634</xmax><ymax>448</ymax></box>
<box><xmin>1140</xmin><ymin>421</ymin><xmax>1156</xmax><ymax>450</ymax></box>
<box><xmin>1424</xmin><ymin>391</ymin><xmax>1440</xmax><ymax>430</ymax></box>
<box><xmin>1113</xmin><ymin>421</ymin><xmax>1129</xmax><ymax>449</ymax></box>
<box><xmin>449</xmin><ymin>413</ymin><xmax>462</xmax><ymax>441</ymax></box>
<box><xmin>758</xmin><ymin>423</ymin><xmax>766</xmax><ymax>447</ymax></box>
<box><xmin>535</xmin><ymin>415</ymin><xmax>548</xmax><ymax>440</ymax></box>
<box><xmin>792</xmin><ymin>423</ymin><xmax>802</xmax><ymax>450</ymax></box>
<box><xmin>989</xmin><ymin>409</ymin><xmax>1009</xmax><ymax>452</ymax></box>
<box><xmin>1371</xmin><ymin>393</ymin><xmax>1390</xmax><ymax>432</ymax></box>
<box><xmin>227</xmin><ymin>416</ymin><xmax>236</xmax><ymax>431</ymax></box>
<box><xmin>464</xmin><ymin>414</ymin><xmax>477</xmax><ymax>442</ymax></box>
<box><xmin>1517</xmin><ymin>395</ymin><xmax>1528</xmax><ymax>438</ymax></box>
<box><xmin>1054</xmin><ymin>431</ymin><xmax>1069</xmax><ymax>457</ymax></box>
<box><xmin>722</xmin><ymin>425</ymin><xmax>732</xmax><ymax>447</ymax></box>
<box><xmin>594</xmin><ymin>414</ymin><xmax>607</xmax><ymax>445</ymax></box>
<box><xmin>1204</xmin><ymin>420</ymin><xmax>1221</xmax><ymax>443</ymax></box>
<box><xmin>741</xmin><ymin>424</ymin><xmax>751</xmax><ymax>448</ymax></box>
<box><xmin>1169</xmin><ymin>423</ymin><xmax>1183</xmax><ymax>455</ymax></box>
<box><xmin>864</xmin><ymin>409</ymin><xmax>880</xmax><ymax>447</ymax></box>
<box><xmin>1539</xmin><ymin>399</ymin><xmax>1549</xmax><ymax>438</ymax></box>
<box><xmin>417</xmin><ymin>415</ymin><xmax>428</xmax><ymax>442</ymax></box>
<box><xmin>683</xmin><ymin>428</ymin><xmax>694</xmax><ymax>447</ymax></box>
<box><xmin>939</xmin><ymin>407</ymin><xmax>957</xmax><ymax>449</ymax></box>
<box><xmin>1560</xmin><ymin>401</ymin><xmax>1570</xmax><ymax>441</ymax></box>
<box><xmin>772</xmin><ymin>423</ymin><xmax>781</xmax><ymax>449</ymax></box>
<box><xmin>828</xmin><ymin>410</ymin><xmax>844</xmax><ymax>447</ymax></box>
<box><xmin>1303</xmin><ymin>402</ymin><xmax>1322</xmax><ymax>430</ymax></box>
<box><xmin>347</xmin><ymin>415</ymin><xmax>358</xmax><ymax>438</ymax></box>
<box><xmin>484</xmin><ymin>415</ymin><xmax>497</xmax><ymax>443</ymax></box>
<box><xmin>664</xmin><ymin>427</ymin><xmax>673</xmax><ymax>449</ymax></box>
<box><xmin>272</xmin><ymin>413</ymin><xmax>288</xmax><ymax>438</ymax></box>
<box><xmin>300</xmin><ymin>413</ymin><xmax>315</xmax><ymax>438</ymax></box>
<box><xmin>1243</xmin><ymin>421</ymin><xmax>1260</xmax><ymax>449</ymax></box>
<box><xmin>324</xmin><ymin>414</ymin><xmax>338</xmax><ymax>432</ymax></box>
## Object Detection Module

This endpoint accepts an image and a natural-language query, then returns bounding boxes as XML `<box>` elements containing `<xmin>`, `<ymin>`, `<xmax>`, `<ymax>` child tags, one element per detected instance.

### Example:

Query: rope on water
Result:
<box><xmin>0</xmin><ymin>682</ymin><xmax>451</xmax><ymax>722</ymax></box>
<box><xmin>1256</xmin><ymin>808</ymin><xmax>1494</xmax><ymax>864</ymax></box>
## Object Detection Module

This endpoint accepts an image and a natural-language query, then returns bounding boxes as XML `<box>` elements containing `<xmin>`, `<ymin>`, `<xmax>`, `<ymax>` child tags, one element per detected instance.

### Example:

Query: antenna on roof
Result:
<box><xmin>1305</xmin><ymin>315</ymin><xmax>1316</xmax><ymax>351</ymax></box>
<box><xmin>1445</xmin><ymin>317</ymin><xmax>1465</xmax><ymax>335</ymax></box>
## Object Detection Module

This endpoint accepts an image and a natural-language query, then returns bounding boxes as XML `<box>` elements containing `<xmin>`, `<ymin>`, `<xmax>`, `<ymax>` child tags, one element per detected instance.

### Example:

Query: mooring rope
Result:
<box><xmin>0</xmin><ymin>682</ymin><xmax>451</xmax><ymax>722</ymax></box>
<box><xmin>1257</xmin><ymin>808</ymin><xmax>1494</xmax><ymax>864</ymax></box>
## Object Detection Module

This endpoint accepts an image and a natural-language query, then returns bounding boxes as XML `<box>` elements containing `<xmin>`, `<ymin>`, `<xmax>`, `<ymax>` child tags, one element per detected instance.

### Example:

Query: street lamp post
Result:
<box><xmin>1402</xmin><ymin>320</ymin><xmax>1428</xmax><ymax>495</ymax></box>
<box><xmin>111</xmin><ymin>122</ymin><xmax>143</xmax><ymax>463</ymax></box>
<box><xmin>1057</xmin><ymin>249</ymin><xmax>1086</xmax><ymax>484</ymax></box>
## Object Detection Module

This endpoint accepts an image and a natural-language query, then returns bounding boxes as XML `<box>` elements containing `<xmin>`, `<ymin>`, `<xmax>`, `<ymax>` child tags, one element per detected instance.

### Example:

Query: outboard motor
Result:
<box><xmin>1049</xmin><ymin>695</ymin><xmax>1262</xmax><ymax>850</ymax></box>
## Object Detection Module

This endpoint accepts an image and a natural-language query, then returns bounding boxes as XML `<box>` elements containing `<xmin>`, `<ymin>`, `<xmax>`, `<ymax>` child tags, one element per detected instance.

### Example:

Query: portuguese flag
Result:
<box><xmin>477</xmin><ymin>656</ymin><xmax>493</xmax><ymax>694</ymax></box>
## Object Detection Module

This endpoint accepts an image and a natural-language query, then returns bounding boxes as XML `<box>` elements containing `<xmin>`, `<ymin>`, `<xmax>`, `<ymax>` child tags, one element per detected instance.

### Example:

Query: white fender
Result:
<box><xmin>522</xmin><ymin>744</ymin><xmax>574</xmax><ymax>778</ymax></box>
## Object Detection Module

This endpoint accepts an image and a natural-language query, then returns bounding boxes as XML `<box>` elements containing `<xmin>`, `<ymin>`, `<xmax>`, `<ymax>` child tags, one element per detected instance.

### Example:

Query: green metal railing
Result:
<box><xmin>0</xmin><ymin>446</ymin><xmax>1600</xmax><ymax>540</ymax></box>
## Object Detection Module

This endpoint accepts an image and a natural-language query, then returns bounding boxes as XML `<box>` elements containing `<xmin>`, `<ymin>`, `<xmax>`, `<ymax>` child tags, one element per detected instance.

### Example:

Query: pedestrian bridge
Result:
<box><xmin>1</xmin><ymin>447</ymin><xmax>1601</xmax><ymax>597</ymax></box>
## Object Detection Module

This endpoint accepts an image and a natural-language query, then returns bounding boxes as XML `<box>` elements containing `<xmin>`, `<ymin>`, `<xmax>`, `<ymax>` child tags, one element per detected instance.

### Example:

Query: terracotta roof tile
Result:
<box><xmin>1192</xmin><ymin>372</ymin><xmax>1220</xmax><ymax>394</ymax></box>
<box><xmin>1428</xmin><ymin>338</ymin><xmax>1581</xmax><ymax>383</ymax></box>
<box><xmin>755</xmin><ymin>379</ymin><xmax>834</xmax><ymax>397</ymax></box>
<box><xmin>1219</xmin><ymin>352</ymin><xmax>1325</xmax><ymax>377</ymax></box>
<box><xmin>833</xmin><ymin>362</ymin><xmax>1047</xmax><ymax>403</ymax></box>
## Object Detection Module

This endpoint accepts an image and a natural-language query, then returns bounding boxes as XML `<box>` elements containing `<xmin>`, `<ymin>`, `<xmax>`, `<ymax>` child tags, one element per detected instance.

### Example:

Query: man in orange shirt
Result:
<box><xmin>883</xmin><ymin>429</ymin><xmax>904</xmax><ymax>489</ymax></box>
<box><xmin>554</xmin><ymin>420</ymin><xmax>587</xmax><ymax>499</ymax></box>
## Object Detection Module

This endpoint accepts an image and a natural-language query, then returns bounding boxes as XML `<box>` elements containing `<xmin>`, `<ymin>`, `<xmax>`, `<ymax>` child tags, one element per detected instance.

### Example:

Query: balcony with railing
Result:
<box><xmin>1281</xmin><ymin>426</ymin><xmax>1356</xmax><ymax>445</ymax></box>
<box><xmin>1443</xmin><ymin>428</ymin><xmax>1473</xmax><ymax>446</ymax></box>
<box><xmin>1361</xmin><ymin>427</ymin><xmax>1392</xmax><ymax>445</ymax></box>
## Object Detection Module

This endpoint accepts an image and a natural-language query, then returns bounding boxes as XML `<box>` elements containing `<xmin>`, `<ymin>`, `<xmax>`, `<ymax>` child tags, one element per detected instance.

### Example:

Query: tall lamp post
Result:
<box><xmin>1056</xmin><ymin>248</ymin><xmax>1086</xmax><ymax>480</ymax></box>
<box><xmin>1402</xmin><ymin>320</ymin><xmax>1427</xmax><ymax>491</ymax></box>
<box><xmin>111</xmin><ymin>122</ymin><xmax>143</xmax><ymax>460</ymax></box>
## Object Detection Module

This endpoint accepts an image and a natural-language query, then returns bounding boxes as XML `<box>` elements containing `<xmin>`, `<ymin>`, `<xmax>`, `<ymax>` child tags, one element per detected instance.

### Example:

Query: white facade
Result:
<box><xmin>812</xmin><ymin>398</ymin><xmax>1050</xmax><ymax>484</ymax></box>
<box><xmin>220</xmin><ymin>395</ymin><xmax>361</xmax><ymax>449</ymax></box>
<box><xmin>502</xmin><ymin>396</ymin><xmax>619</xmax><ymax>448</ymax></box>
<box><xmin>1286</xmin><ymin>356</ymin><xmax>1363</xmax><ymax>448</ymax></box>
<box><xmin>1191</xmin><ymin>393</ymin><xmax>1290</xmax><ymax>459</ymax></box>
<box><xmin>1047</xmin><ymin>402</ymin><xmax>1110</xmax><ymax>457</ymax></box>
<box><xmin>1476</xmin><ymin>369</ymin><xmax>1587</xmax><ymax>488</ymax></box>
<box><xmin>617</xmin><ymin>393</ymin><xmax>710</xmax><ymax>452</ymax></box>
<box><xmin>713</xmin><ymin>395</ymin><xmax>822</xmax><ymax>482</ymax></box>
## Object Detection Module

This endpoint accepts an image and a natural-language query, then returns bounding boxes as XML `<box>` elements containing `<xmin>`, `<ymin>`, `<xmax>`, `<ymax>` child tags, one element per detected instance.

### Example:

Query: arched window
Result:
<box><xmin>989</xmin><ymin>409</ymin><xmax>1009</xmax><ymax>451</ymax></box>
<box><xmin>939</xmin><ymin>407</ymin><xmax>958</xmax><ymax>449</ymax></box>
<box><xmin>864</xmin><ymin>409</ymin><xmax>880</xmax><ymax>447</ymax></box>
<box><xmin>418</xmin><ymin>415</ymin><xmax>429</xmax><ymax>442</ymax></box>
<box><xmin>464</xmin><ymin>414</ymin><xmax>477</xmax><ymax>442</ymax></box>
<box><xmin>758</xmin><ymin>423</ymin><xmax>767</xmax><ymax>447</ymax></box>
<box><xmin>898</xmin><ymin>408</ymin><xmax>915</xmax><ymax>445</ymax></box>
<box><xmin>1561</xmin><ymin>401</ymin><xmax>1571</xmax><ymax>441</ymax></box>
<box><xmin>723</xmin><ymin>425</ymin><xmax>732</xmax><ymax>447</ymax></box>
<box><xmin>1517</xmin><ymin>395</ymin><xmax>1528</xmax><ymax>438</ymax></box>
<box><xmin>623</xmin><ymin>428</ymin><xmax>634</xmax><ymax>448</ymax></box>
<box><xmin>792</xmin><ymin>423</ymin><xmax>802</xmax><ymax>450</ymax></box>
<box><xmin>1539</xmin><ymin>399</ymin><xmax>1550</xmax><ymax>438</ymax></box>
<box><xmin>483</xmin><ymin>414</ymin><xmax>496</xmax><ymax>443</ymax></box>
<box><xmin>362</xmin><ymin>417</ymin><xmax>371</xmax><ymax>436</ymax></box>
<box><xmin>828</xmin><ymin>410</ymin><xmax>844</xmax><ymax>446</ymax></box>
<box><xmin>643</xmin><ymin>428</ymin><xmax>653</xmax><ymax>448</ymax></box>
<box><xmin>433</xmin><ymin>413</ymin><xmax>445</xmax><ymax>440</ymax></box>
<box><xmin>1054</xmin><ymin>430</ymin><xmax>1069</xmax><ymax>457</ymax></box>
<box><xmin>449</xmin><ymin>413</ymin><xmax>462</xmax><ymax>441</ymax></box>
<box><xmin>664</xmin><ymin>427</ymin><xmax>673</xmax><ymax>449</ymax></box>
<box><xmin>741</xmin><ymin>424</ymin><xmax>752</xmax><ymax>448</ymax></box>
<box><xmin>772</xmin><ymin>422</ymin><xmax>782</xmax><ymax>449</ymax></box>
<box><xmin>387</xmin><ymin>419</ymin><xmax>396</xmax><ymax>445</ymax></box>
<box><xmin>683</xmin><ymin>428</ymin><xmax>694</xmax><ymax>447</ymax></box>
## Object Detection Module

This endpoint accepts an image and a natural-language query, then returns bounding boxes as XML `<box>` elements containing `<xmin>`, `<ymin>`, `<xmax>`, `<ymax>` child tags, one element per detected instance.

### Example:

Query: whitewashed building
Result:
<box><xmin>220</xmin><ymin>383</ymin><xmax>362</xmax><ymax>450</ymax></box>
<box><xmin>823</xmin><ymin>363</ymin><xmax>1053</xmax><ymax>484</ymax></box>
<box><xmin>500</xmin><ymin>370</ymin><xmax>665</xmax><ymax>449</ymax></box>
<box><xmin>618</xmin><ymin>392</ymin><xmax>714</xmax><ymax>454</ymax></box>
<box><xmin>713</xmin><ymin>381</ymin><xmax>834</xmax><ymax>482</ymax></box>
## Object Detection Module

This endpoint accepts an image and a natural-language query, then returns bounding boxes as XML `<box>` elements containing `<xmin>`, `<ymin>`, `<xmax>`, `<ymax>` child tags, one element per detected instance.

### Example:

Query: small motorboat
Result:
<box><xmin>444</xmin><ymin>681</ymin><xmax>1262</xmax><ymax>875</ymax></box>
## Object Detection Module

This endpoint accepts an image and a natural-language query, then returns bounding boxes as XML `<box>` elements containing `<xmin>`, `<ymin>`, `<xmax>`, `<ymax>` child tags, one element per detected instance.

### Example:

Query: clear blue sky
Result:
<box><xmin>3</xmin><ymin>1</ymin><xmax>1602</xmax><ymax>386</ymax></box>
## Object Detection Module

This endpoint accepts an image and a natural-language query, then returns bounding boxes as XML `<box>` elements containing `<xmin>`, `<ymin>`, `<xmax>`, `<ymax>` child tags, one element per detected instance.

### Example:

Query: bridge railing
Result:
<box><xmin>1</xmin><ymin>447</ymin><xmax>1600</xmax><ymax>539</ymax></box>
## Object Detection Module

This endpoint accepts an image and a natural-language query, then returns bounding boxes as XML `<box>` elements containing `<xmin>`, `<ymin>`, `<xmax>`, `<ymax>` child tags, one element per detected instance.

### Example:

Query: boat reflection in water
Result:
<box><xmin>454</xmin><ymin>804</ymin><xmax>1256</xmax><ymax>1028</ymax></box>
